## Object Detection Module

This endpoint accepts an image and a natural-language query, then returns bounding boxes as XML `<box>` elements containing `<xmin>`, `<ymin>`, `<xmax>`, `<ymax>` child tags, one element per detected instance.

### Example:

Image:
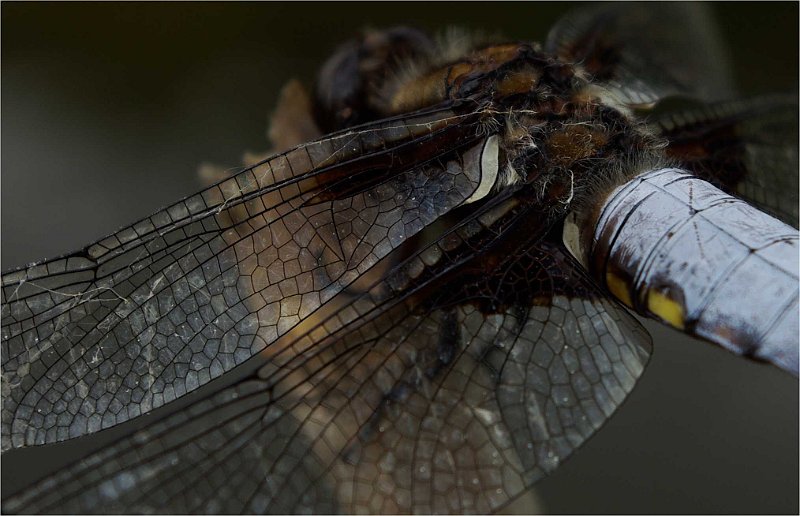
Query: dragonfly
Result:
<box><xmin>4</xmin><ymin>2</ymin><xmax>800</xmax><ymax>512</ymax></box>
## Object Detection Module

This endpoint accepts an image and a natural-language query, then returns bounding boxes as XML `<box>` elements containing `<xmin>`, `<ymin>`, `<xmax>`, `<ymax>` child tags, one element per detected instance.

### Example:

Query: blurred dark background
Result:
<box><xmin>2</xmin><ymin>2</ymin><xmax>798</xmax><ymax>513</ymax></box>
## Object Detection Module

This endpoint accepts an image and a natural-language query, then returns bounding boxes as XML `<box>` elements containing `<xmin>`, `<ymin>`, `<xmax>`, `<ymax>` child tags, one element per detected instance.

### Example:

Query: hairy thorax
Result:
<box><xmin>313</xmin><ymin>27</ymin><xmax>668</xmax><ymax>222</ymax></box>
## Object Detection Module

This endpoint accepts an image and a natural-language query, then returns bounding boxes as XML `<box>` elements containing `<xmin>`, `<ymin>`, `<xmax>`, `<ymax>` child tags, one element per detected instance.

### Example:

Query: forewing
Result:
<box><xmin>545</xmin><ymin>2</ymin><xmax>735</xmax><ymax>106</ymax></box>
<box><xmin>4</xmin><ymin>201</ymin><xmax>651</xmax><ymax>514</ymax></box>
<box><xmin>0</xmin><ymin>105</ymin><xmax>488</xmax><ymax>451</ymax></box>
<box><xmin>651</xmin><ymin>95</ymin><xmax>799</xmax><ymax>227</ymax></box>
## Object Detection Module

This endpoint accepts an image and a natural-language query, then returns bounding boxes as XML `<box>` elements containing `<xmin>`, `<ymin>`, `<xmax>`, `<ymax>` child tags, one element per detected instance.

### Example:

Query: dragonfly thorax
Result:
<box><xmin>489</xmin><ymin>81</ymin><xmax>667</xmax><ymax>219</ymax></box>
<box><xmin>313</xmin><ymin>26</ymin><xmax>666</xmax><ymax>218</ymax></box>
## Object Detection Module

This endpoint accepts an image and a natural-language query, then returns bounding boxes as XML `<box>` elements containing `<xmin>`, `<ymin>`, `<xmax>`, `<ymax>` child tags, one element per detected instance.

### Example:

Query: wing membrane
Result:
<box><xmin>545</xmin><ymin>2</ymin><xmax>735</xmax><ymax>106</ymax></box>
<box><xmin>651</xmin><ymin>95</ymin><xmax>799</xmax><ymax>227</ymax></box>
<box><xmin>0</xmin><ymin>105</ymin><xmax>488</xmax><ymax>451</ymax></box>
<box><xmin>4</xmin><ymin>196</ymin><xmax>651</xmax><ymax>514</ymax></box>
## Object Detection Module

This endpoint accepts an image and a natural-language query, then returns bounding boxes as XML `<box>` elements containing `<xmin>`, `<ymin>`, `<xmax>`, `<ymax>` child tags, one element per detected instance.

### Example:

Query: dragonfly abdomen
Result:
<box><xmin>567</xmin><ymin>167</ymin><xmax>799</xmax><ymax>375</ymax></box>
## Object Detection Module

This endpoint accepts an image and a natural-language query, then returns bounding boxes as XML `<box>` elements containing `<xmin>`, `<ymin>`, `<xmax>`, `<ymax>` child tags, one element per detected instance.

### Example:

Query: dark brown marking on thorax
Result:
<box><xmin>389</xmin><ymin>43</ymin><xmax>530</xmax><ymax>114</ymax></box>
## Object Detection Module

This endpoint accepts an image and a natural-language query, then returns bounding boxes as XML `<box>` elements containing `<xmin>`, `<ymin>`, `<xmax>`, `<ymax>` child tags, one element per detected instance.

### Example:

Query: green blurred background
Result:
<box><xmin>2</xmin><ymin>2</ymin><xmax>798</xmax><ymax>513</ymax></box>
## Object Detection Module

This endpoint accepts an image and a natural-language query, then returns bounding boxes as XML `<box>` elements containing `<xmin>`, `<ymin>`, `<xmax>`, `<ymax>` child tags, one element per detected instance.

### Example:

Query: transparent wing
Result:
<box><xmin>545</xmin><ymin>2</ymin><xmax>735</xmax><ymax>106</ymax></box>
<box><xmin>3</xmin><ymin>198</ymin><xmax>651</xmax><ymax>514</ymax></box>
<box><xmin>652</xmin><ymin>95</ymin><xmax>799</xmax><ymax>227</ymax></box>
<box><xmin>1</xmin><ymin>104</ymin><xmax>489</xmax><ymax>451</ymax></box>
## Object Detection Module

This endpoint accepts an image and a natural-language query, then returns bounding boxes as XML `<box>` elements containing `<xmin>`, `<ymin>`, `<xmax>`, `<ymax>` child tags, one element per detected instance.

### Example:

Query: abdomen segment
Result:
<box><xmin>567</xmin><ymin>168</ymin><xmax>798</xmax><ymax>375</ymax></box>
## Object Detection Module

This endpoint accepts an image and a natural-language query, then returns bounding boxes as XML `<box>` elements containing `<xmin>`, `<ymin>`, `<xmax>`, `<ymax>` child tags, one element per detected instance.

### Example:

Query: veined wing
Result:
<box><xmin>545</xmin><ymin>2</ymin><xmax>735</xmax><ymax>106</ymax></box>
<box><xmin>3</xmin><ymin>193</ymin><xmax>650</xmax><ymax>514</ymax></box>
<box><xmin>0</xmin><ymin>102</ymin><xmax>491</xmax><ymax>451</ymax></box>
<box><xmin>651</xmin><ymin>95</ymin><xmax>799</xmax><ymax>227</ymax></box>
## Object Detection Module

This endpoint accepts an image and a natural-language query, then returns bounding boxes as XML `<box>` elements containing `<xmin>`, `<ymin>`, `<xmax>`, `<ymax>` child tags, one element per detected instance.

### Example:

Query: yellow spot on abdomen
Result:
<box><xmin>606</xmin><ymin>271</ymin><xmax>633</xmax><ymax>308</ymax></box>
<box><xmin>647</xmin><ymin>289</ymin><xmax>685</xmax><ymax>330</ymax></box>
